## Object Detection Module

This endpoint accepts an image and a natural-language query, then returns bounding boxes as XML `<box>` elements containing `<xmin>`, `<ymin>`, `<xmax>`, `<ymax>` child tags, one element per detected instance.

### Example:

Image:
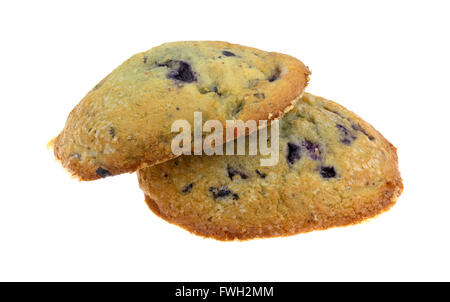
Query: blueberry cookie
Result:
<box><xmin>137</xmin><ymin>93</ymin><xmax>403</xmax><ymax>241</ymax></box>
<box><xmin>52</xmin><ymin>41</ymin><xmax>310</xmax><ymax>180</ymax></box>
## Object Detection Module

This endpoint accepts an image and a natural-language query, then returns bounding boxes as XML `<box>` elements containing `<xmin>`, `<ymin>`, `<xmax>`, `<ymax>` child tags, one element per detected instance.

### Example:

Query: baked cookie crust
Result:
<box><xmin>53</xmin><ymin>41</ymin><xmax>310</xmax><ymax>180</ymax></box>
<box><xmin>137</xmin><ymin>93</ymin><xmax>403</xmax><ymax>241</ymax></box>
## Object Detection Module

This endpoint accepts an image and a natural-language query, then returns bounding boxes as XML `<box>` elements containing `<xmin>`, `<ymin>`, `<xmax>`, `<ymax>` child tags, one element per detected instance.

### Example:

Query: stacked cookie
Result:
<box><xmin>52</xmin><ymin>41</ymin><xmax>403</xmax><ymax>240</ymax></box>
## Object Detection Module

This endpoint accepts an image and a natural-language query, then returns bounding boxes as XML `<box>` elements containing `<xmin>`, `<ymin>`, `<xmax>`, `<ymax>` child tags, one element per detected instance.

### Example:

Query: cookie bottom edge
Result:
<box><xmin>143</xmin><ymin>178</ymin><xmax>403</xmax><ymax>241</ymax></box>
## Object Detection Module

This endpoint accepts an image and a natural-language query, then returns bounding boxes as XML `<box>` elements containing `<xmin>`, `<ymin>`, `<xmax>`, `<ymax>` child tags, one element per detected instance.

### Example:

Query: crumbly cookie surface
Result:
<box><xmin>53</xmin><ymin>41</ymin><xmax>310</xmax><ymax>180</ymax></box>
<box><xmin>138</xmin><ymin>93</ymin><xmax>403</xmax><ymax>241</ymax></box>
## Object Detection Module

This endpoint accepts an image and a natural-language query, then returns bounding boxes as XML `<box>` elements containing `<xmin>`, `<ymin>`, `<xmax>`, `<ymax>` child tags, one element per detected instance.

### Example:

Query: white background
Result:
<box><xmin>1</xmin><ymin>0</ymin><xmax>449</xmax><ymax>281</ymax></box>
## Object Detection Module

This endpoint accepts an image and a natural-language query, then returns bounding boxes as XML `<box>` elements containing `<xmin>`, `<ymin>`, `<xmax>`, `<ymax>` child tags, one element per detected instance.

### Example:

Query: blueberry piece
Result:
<box><xmin>209</xmin><ymin>186</ymin><xmax>238</xmax><ymax>200</ymax></box>
<box><xmin>109</xmin><ymin>127</ymin><xmax>115</xmax><ymax>138</ymax></box>
<box><xmin>96</xmin><ymin>167</ymin><xmax>111</xmax><ymax>178</ymax></box>
<box><xmin>253</xmin><ymin>93</ymin><xmax>265</xmax><ymax>99</ymax></box>
<box><xmin>324</xmin><ymin>106</ymin><xmax>376</xmax><ymax>141</ymax></box>
<box><xmin>212</xmin><ymin>86</ymin><xmax>222</xmax><ymax>96</ymax></box>
<box><xmin>336</xmin><ymin>124</ymin><xmax>357</xmax><ymax>145</ymax></box>
<box><xmin>159</xmin><ymin>60</ymin><xmax>196</xmax><ymax>83</ymax></box>
<box><xmin>256</xmin><ymin>169</ymin><xmax>266</xmax><ymax>179</ymax></box>
<box><xmin>320</xmin><ymin>166</ymin><xmax>336</xmax><ymax>178</ymax></box>
<box><xmin>222</xmin><ymin>50</ymin><xmax>236</xmax><ymax>57</ymax></box>
<box><xmin>268</xmin><ymin>68</ymin><xmax>281</xmax><ymax>82</ymax></box>
<box><xmin>227</xmin><ymin>166</ymin><xmax>248</xmax><ymax>180</ymax></box>
<box><xmin>182</xmin><ymin>183</ymin><xmax>193</xmax><ymax>193</ymax></box>
<box><xmin>286</xmin><ymin>142</ymin><xmax>301</xmax><ymax>165</ymax></box>
<box><xmin>168</xmin><ymin>61</ymin><xmax>196</xmax><ymax>83</ymax></box>
<box><xmin>303</xmin><ymin>140</ymin><xmax>321</xmax><ymax>160</ymax></box>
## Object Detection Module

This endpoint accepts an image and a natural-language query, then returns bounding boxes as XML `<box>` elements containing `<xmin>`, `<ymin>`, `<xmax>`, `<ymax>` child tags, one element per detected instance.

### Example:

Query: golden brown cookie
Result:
<box><xmin>137</xmin><ymin>93</ymin><xmax>403</xmax><ymax>241</ymax></box>
<box><xmin>53</xmin><ymin>41</ymin><xmax>310</xmax><ymax>180</ymax></box>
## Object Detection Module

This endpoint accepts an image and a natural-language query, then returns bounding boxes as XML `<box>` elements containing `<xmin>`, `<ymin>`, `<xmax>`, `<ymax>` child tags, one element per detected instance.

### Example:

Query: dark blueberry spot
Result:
<box><xmin>268</xmin><ymin>68</ymin><xmax>281</xmax><ymax>82</ymax></box>
<box><xmin>341</xmin><ymin>138</ymin><xmax>352</xmax><ymax>145</ymax></box>
<box><xmin>163</xmin><ymin>173</ymin><xmax>168</xmax><ymax>178</ymax></box>
<box><xmin>96</xmin><ymin>167</ymin><xmax>111</xmax><ymax>178</ymax></box>
<box><xmin>320</xmin><ymin>166</ymin><xmax>337</xmax><ymax>179</ymax></box>
<box><xmin>352</xmin><ymin>123</ymin><xmax>375</xmax><ymax>141</ymax></box>
<box><xmin>109</xmin><ymin>127</ymin><xmax>115</xmax><ymax>138</ymax></box>
<box><xmin>167</xmin><ymin>61</ymin><xmax>196</xmax><ymax>83</ymax></box>
<box><xmin>222</xmin><ymin>50</ymin><xmax>236</xmax><ymax>57</ymax></box>
<box><xmin>158</xmin><ymin>60</ymin><xmax>196</xmax><ymax>83</ymax></box>
<box><xmin>303</xmin><ymin>140</ymin><xmax>321</xmax><ymax>160</ymax></box>
<box><xmin>336</xmin><ymin>124</ymin><xmax>357</xmax><ymax>145</ymax></box>
<box><xmin>209</xmin><ymin>186</ymin><xmax>238</xmax><ymax>200</ymax></box>
<box><xmin>286</xmin><ymin>142</ymin><xmax>301</xmax><ymax>165</ymax></box>
<box><xmin>253</xmin><ymin>93</ymin><xmax>265</xmax><ymax>99</ymax></box>
<box><xmin>227</xmin><ymin>166</ymin><xmax>248</xmax><ymax>180</ymax></box>
<box><xmin>182</xmin><ymin>183</ymin><xmax>193</xmax><ymax>193</ymax></box>
<box><xmin>324</xmin><ymin>106</ymin><xmax>376</xmax><ymax>142</ymax></box>
<box><xmin>176</xmin><ymin>107</ymin><xmax>180</xmax><ymax>111</ymax></box>
<box><xmin>256</xmin><ymin>169</ymin><xmax>266</xmax><ymax>179</ymax></box>
<box><xmin>212</xmin><ymin>86</ymin><xmax>222</xmax><ymax>96</ymax></box>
